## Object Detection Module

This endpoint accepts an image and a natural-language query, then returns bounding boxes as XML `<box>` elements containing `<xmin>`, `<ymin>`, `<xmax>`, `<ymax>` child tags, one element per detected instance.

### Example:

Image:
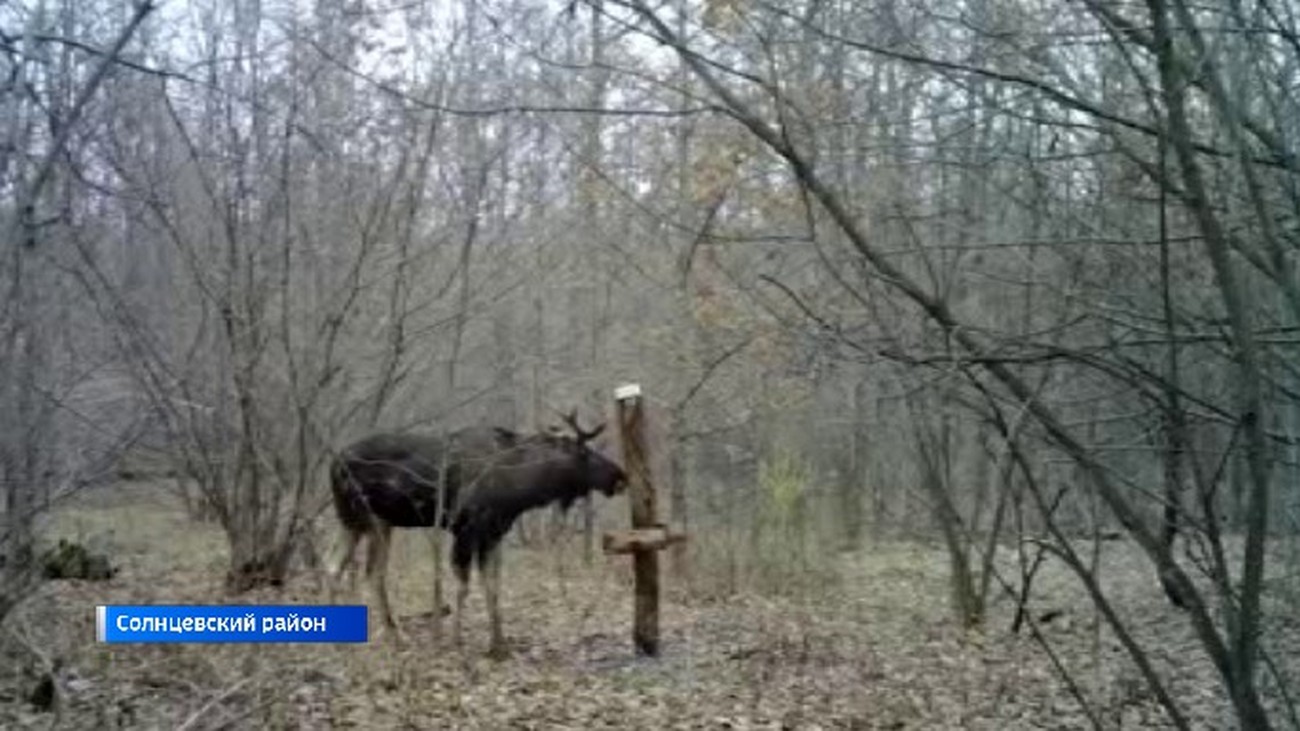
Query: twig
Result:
<box><xmin>175</xmin><ymin>677</ymin><xmax>253</xmax><ymax>731</ymax></box>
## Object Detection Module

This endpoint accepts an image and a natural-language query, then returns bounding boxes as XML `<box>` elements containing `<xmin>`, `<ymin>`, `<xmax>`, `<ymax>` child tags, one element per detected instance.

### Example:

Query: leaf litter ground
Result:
<box><xmin>0</xmin><ymin>483</ymin><xmax>1295</xmax><ymax>729</ymax></box>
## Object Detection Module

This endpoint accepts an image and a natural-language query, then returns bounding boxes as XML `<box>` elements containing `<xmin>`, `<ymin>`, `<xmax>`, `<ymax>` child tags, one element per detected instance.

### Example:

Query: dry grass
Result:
<box><xmin>0</xmin><ymin>481</ymin><xmax>1295</xmax><ymax>729</ymax></box>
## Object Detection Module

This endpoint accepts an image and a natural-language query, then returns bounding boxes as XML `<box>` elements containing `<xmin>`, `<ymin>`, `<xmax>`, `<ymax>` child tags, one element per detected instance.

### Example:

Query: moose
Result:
<box><xmin>327</xmin><ymin>410</ymin><xmax>627</xmax><ymax>658</ymax></box>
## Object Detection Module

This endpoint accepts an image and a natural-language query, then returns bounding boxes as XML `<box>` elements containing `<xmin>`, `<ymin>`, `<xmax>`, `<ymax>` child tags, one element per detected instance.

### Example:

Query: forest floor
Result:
<box><xmin>1</xmin><ymin>481</ymin><xmax>1297</xmax><ymax>730</ymax></box>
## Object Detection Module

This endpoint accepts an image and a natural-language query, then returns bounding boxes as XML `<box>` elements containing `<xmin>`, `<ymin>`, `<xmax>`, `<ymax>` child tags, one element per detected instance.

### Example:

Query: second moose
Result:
<box><xmin>328</xmin><ymin>410</ymin><xmax>627</xmax><ymax>658</ymax></box>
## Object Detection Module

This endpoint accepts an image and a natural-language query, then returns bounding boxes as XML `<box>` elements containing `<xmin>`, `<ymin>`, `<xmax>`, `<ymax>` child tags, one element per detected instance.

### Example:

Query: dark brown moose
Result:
<box><xmin>328</xmin><ymin>410</ymin><xmax>627</xmax><ymax>658</ymax></box>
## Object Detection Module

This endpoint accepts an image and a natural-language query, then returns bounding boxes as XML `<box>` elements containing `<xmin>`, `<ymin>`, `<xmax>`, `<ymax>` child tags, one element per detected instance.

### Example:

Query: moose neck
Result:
<box><xmin>524</xmin><ymin>466</ymin><xmax>589</xmax><ymax>513</ymax></box>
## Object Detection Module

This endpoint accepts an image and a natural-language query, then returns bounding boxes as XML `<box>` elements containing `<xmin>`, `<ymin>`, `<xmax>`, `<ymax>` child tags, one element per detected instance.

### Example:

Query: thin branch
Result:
<box><xmin>10</xmin><ymin>1</ymin><xmax>158</xmax><ymax>249</ymax></box>
<box><xmin>301</xmin><ymin>32</ymin><xmax>718</xmax><ymax>120</ymax></box>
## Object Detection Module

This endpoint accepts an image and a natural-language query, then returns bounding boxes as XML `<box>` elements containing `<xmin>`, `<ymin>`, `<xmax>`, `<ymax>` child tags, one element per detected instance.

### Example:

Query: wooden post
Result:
<box><xmin>608</xmin><ymin>383</ymin><xmax>686</xmax><ymax>656</ymax></box>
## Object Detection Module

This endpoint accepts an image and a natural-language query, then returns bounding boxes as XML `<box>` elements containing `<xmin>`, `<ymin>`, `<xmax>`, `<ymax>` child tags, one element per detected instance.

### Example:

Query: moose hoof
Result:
<box><xmin>486</xmin><ymin>642</ymin><xmax>511</xmax><ymax>662</ymax></box>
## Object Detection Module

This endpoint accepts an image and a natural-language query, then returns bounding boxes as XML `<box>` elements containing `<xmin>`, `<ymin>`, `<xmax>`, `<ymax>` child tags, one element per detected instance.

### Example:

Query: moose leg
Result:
<box><xmin>328</xmin><ymin>528</ymin><xmax>362</xmax><ymax>602</ymax></box>
<box><xmin>453</xmin><ymin>559</ymin><xmax>470</xmax><ymax>649</ymax></box>
<box><xmin>429</xmin><ymin>529</ymin><xmax>447</xmax><ymax>637</ymax></box>
<box><xmin>482</xmin><ymin>549</ymin><xmax>508</xmax><ymax>660</ymax></box>
<box><xmin>365</xmin><ymin>522</ymin><xmax>396</xmax><ymax>632</ymax></box>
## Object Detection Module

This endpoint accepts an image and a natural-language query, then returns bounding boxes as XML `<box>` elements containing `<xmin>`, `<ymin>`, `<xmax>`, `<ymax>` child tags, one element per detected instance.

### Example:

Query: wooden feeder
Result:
<box><xmin>606</xmin><ymin>383</ymin><xmax>688</xmax><ymax>656</ymax></box>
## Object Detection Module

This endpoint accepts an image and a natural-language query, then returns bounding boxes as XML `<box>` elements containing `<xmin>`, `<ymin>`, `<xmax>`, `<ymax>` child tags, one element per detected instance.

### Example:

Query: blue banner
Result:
<box><xmin>96</xmin><ymin>605</ymin><xmax>368</xmax><ymax>643</ymax></box>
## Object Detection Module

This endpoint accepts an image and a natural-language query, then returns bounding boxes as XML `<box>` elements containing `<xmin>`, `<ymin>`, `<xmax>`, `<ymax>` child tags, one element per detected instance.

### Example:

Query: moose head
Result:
<box><xmin>555</xmin><ymin>408</ymin><xmax>626</xmax><ymax>499</ymax></box>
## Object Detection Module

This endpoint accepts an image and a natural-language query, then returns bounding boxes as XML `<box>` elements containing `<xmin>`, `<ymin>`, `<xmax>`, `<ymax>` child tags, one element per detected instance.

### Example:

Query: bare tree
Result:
<box><xmin>0</xmin><ymin>0</ymin><xmax>155</xmax><ymax>620</ymax></box>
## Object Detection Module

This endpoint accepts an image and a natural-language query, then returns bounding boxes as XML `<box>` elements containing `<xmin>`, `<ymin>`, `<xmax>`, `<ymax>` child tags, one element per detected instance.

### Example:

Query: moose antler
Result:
<box><xmin>559</xmin><ymin>408</ymin><xmax>605</xmax><ymax>443</ymax></box>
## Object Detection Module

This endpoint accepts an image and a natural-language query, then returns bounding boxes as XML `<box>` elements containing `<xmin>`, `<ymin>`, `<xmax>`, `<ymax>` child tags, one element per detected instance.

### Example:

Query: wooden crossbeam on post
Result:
<box><xmin>607</xmin><ymin>383</ymin><xmax>686</xmax><ymax>657</ymax></box>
